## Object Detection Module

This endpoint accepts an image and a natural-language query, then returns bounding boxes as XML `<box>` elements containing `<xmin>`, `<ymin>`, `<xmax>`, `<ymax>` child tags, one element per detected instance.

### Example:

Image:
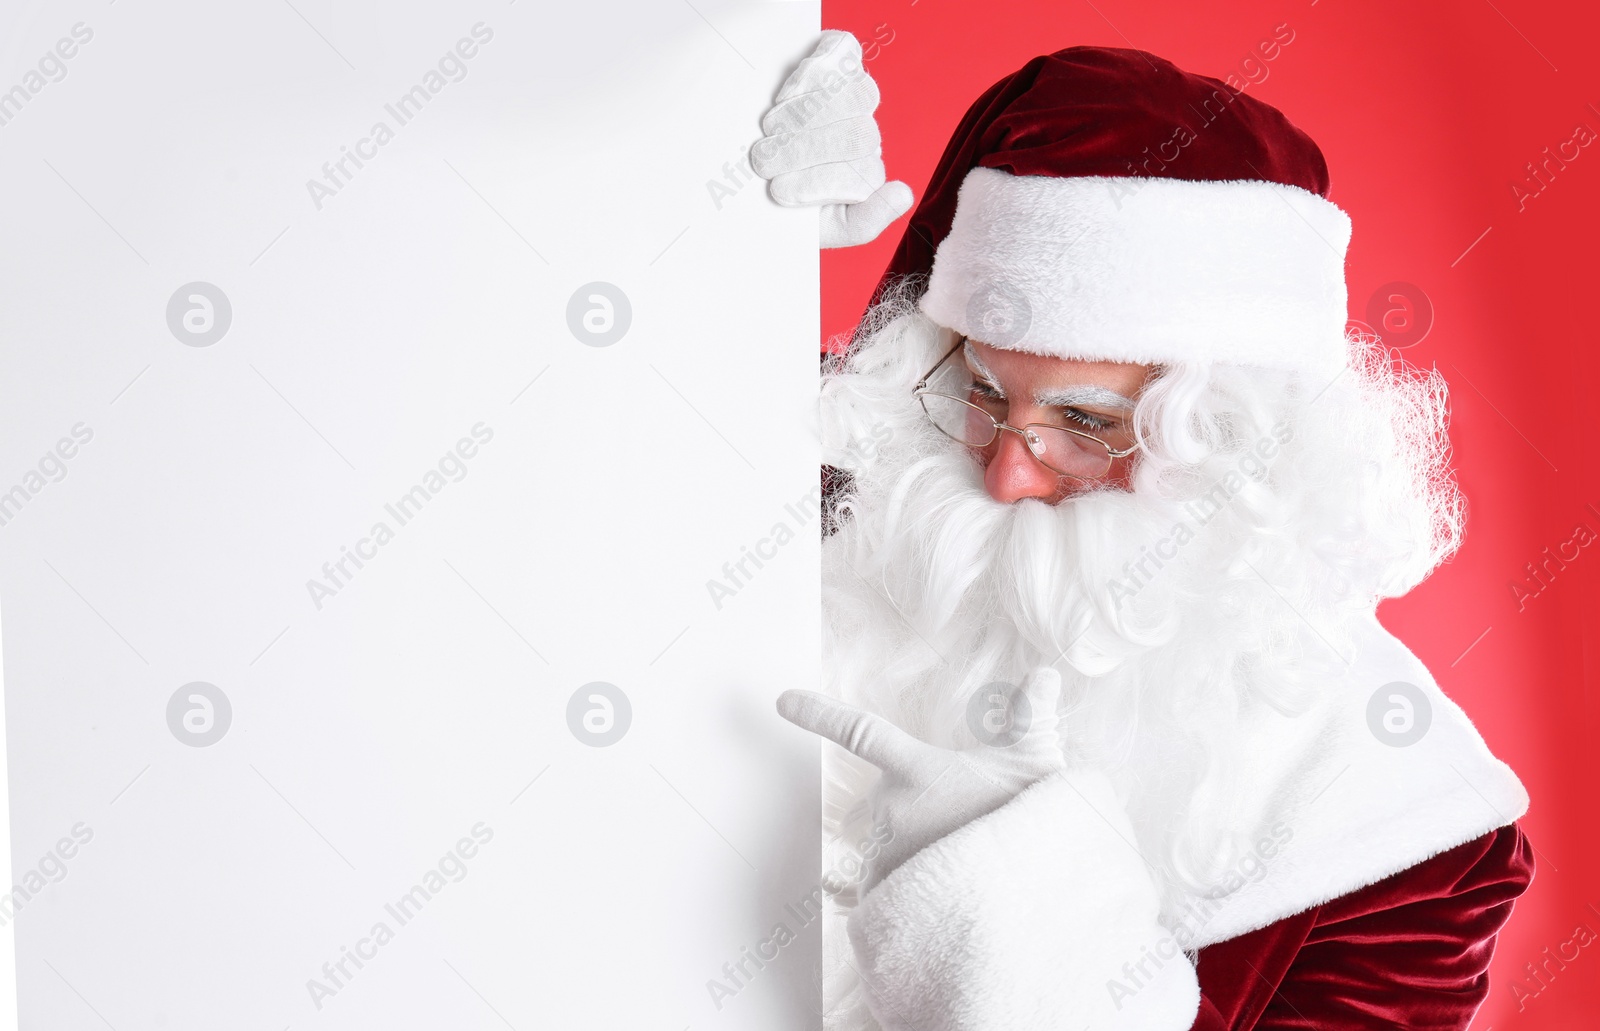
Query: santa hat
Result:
<box><xmin>875</xmin><ymin>46</ymin><xmax>1352</xmax><ymax>377</ymax></box>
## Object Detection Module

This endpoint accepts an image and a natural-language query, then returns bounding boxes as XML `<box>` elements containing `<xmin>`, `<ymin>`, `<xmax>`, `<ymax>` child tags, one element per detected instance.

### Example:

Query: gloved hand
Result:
<box><xmin>777</xmin><ymin>667</ymin><xmax>1067</xmax><ymax>894</ymax></box>
<box><xmin>750</xmin><ymin>29</ymin><xmax>914</xmax><ymax>248</ymax></box>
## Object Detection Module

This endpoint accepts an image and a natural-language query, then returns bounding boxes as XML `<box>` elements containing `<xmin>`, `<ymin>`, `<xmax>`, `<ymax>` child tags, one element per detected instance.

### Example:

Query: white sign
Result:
<box><xmin>0</xmin><ymin>1</ymin><xmax>821</xmax><ymax>1026</ymax></box>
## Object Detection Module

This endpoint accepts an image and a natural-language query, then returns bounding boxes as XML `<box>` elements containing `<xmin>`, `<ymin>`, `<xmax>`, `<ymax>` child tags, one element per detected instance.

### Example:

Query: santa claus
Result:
<box><xmin>751</xmin><ymin>31</ymin><xmax>1534</xmax><ymax>1031</ymax></box>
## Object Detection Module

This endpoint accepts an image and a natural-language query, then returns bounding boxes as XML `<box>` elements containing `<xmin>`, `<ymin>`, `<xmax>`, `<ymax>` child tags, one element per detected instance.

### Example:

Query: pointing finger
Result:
<box><xmin>776</xmin><ymin>689</ymin><xmax>924</xmax><ymax>775</ymax></box>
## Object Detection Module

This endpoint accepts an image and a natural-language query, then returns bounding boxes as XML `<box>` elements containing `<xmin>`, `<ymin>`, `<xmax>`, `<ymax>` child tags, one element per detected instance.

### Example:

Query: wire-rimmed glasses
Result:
<box><xmin>912</xmin><ymin>337</ymin><xmax>1143</xmax><ymax>481</ymax></box>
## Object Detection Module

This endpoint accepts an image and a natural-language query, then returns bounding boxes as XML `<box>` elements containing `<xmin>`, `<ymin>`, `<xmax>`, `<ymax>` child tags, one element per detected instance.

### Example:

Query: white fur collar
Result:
<box><xmin>1150</xmin><ymin>609</ymin><xmax>1528</xmax><ymax>948</ymax></box>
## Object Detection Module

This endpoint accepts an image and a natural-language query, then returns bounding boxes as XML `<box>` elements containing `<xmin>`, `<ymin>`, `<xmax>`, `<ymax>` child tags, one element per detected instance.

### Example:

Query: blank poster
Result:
<box><xmin>0</xmin><ymin>2</ymin><xmax>821</xmax><ymax>1026</ymax></box>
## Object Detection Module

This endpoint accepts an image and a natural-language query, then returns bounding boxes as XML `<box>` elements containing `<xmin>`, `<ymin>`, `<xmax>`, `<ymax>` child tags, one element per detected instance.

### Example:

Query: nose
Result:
<box><xmin>983</xmin><ymin>427</ymin><xmax>1075</xmax><ymax>504</ymax></box>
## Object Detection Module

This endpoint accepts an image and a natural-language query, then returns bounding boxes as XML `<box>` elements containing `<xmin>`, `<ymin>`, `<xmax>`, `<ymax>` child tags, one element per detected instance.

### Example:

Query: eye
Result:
<box><xmin>1059</xmin><ymin>407</ymin><xmax>1115</xmax><ymax>432</ymax></box>
<box><xmin>967</xmin><ymin>381</ymin><xmax>1008</xmax><ymax>414</ymax></box>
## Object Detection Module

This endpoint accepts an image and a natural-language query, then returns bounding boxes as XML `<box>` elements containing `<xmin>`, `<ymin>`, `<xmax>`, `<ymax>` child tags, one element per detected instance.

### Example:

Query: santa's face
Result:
<box><xmin>955</xmin><ymin>339</ymin><xmax>1154</xmax><ymax>504</ymax></box>
<box><xmin>820</xmin><ymin>314</ymin><xmax>1203</xmax><ymax>745</ymax></box>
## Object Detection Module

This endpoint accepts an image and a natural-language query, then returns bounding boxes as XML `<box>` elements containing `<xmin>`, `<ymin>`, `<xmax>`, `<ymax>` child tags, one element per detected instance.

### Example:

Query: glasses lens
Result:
<box><xmin>1021</xmin><ymin>425</ymin><xmax>1115</xmax><ymax>480</ymax></box>
<box><xmin>919</xmin><ymin>393</ymin><xmax>995</xmax><ymax>447</ymax></box>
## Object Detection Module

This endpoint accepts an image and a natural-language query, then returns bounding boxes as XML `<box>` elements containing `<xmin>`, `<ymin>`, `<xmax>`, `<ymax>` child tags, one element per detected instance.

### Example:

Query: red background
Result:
<box><xmin>819</xmin><ymin>1</ymin><xmax>1600</xmax><ymax>1026</ymax></box>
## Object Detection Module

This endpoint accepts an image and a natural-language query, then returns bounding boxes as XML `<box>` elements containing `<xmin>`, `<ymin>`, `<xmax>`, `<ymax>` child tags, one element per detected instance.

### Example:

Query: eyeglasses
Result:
<box><xmin>912</xmin><ymin>336</ymin><xmax>1143</xmax><ymax>482</ymax></box>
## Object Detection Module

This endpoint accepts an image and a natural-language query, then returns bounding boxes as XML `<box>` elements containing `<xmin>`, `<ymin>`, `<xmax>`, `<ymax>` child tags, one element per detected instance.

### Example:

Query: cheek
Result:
<box><xmin>1107</xmin><ymin>453</ymin><xmax>1141</xmax><ymax>489</ymax></box>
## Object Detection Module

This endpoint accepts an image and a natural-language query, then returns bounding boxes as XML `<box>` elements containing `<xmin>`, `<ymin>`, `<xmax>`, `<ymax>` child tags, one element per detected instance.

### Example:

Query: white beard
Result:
<box><xmin>818</xmin><ymin>391</ymin><xmax>1335</xmax><ymax>899</ymax></box>
<box><xmin>811</xmin><ymin>287</ymin><xmax>1463</xmax><ymax>1029</ymax></box>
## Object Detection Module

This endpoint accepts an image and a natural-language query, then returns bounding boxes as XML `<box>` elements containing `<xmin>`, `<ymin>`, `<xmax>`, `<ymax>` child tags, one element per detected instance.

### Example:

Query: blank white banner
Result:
<box><xmin>0</xmin><ymin>1</ymin><xmax>821</xmax><ymax>1026</ymax></box>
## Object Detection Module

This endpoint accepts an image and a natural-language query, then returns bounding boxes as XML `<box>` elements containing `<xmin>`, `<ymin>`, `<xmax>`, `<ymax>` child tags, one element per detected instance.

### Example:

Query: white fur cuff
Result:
<box><xmin>846</xmin><ymin>767</ymin><xmax>1201</xmax><ymax>1031</ymax></box>
<box><xmin>918</xmin><ymin>166</ymin><xmax>1353</xmax><ymax>377</ymax></box>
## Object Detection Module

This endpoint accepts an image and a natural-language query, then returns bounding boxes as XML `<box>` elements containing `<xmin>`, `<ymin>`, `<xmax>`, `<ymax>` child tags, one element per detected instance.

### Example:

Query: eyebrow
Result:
<box><xmin>962</xmin><ymin>340</ymin><xmax>1000</xmax><ymax>386</ymax></box>
<box><xmin>963</xmin><ymin>340</ymin><xmax>1136</xmax><ymax>411</ymax></box>
<box><xmin>1034</xmin><ymin>384</ymin><xmax>1137</xmax><ymax>410</ymax></box>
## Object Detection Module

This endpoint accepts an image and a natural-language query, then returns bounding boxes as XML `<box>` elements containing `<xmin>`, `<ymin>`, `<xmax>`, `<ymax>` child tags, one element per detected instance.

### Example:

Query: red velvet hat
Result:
<box><xmin>877</xmin><ymin>46</ymin><xmax>1352</xmax><ymax>376</ymax></box>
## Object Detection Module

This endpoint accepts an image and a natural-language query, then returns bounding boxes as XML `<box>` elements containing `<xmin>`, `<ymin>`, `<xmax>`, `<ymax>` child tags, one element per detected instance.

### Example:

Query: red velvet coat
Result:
<box><xmin>1192</xmin><ymin>822</ymin><xmax>1535</xmax><ymax>1030</ymax></box>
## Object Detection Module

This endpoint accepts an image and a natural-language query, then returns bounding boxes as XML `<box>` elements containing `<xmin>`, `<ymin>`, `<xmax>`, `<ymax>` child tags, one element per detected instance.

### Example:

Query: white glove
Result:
<box><xmin>777</xmin><ymin>667</ymin><xmax>1066</xmax><ymax>894</ymax></box>
<box><xmin>751</xmin><ymin>29</ymin><xmax>914</xmax><ymax>248</ymax></box>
